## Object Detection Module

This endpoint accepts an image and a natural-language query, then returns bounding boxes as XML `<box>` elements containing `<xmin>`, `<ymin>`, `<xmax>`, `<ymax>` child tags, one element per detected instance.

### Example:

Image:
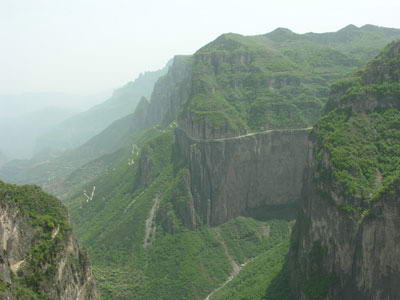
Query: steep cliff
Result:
<box><xmin>62</xmin><ymin>27</ymin><xmax>400</xmax><ymax>299</ymax></box>
<box><xmin>289</xmin><ymin>41</ymin><xmax>400</xmax><ymax>299</ymax></box>
<box><xmin>66</xmin><ymin>128</ymin><xmax>292</xmax><ymax>300</ymax></box>
<box><xmin>0</xmin><ymin>55</ymin><xmax>191</xmax><ymax>198</ymax></box>
<box><xmin>144</xmin><ymin>55</ymin><xmax>192</xmax><ymax>127</ymax></box>
<box><xmin>175</xmin><ymin>127</ymin><xmax>310</xmax><ymax>226</ymax></box>
<box><xmin>0</xmin><ymin>181</ymin><xmax>99</xmax><ymax>300</ymax></box>
<box><xmin>4</xmin><ymin>25</ymin><xmax>400</xmax><ymax>300</ymax></box>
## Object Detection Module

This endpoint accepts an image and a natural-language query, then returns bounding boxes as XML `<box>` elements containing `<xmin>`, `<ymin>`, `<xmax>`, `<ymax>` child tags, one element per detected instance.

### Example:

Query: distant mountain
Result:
<box><xmin>35</xmin><ymin>66</ymin><xmax>169</xmax><ymax>153</ymax></box>
<box><xmin>0</xmin><ymin>57</ymin><xmax>184</xmax><ymax>195</ymax></box>
<box><xmin>0</xmin><ymin>91</ymin><xmax>109</xmax><ymax>119</ymax></box>
<box><xmin>0</xmin><ymin>151</ymin><xmax>8</xmax><ymax>167</ymax></box>
<box><xmin>60</xmin><ymin>25</ymin><xmax>400</xmax><ymax>298</ymax></box>
<box><xmin>305</xmin><ymin>24</ymin><xmax>400</xmax><ymax>61</ymax></box>
<box><xmin>2</xmin><ymin>25</ymin><xmax>400</xmax><ymax>299</ymax></box>
<box><xmin>0</xmin><ymin>106</ymin><xmax>77</xmax><ymax>159</ymax></box>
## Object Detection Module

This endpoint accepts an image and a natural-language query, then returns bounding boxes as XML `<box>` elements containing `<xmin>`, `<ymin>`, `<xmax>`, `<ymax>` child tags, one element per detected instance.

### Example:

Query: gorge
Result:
<box><xmin>1</xmin><ymin>24</ymin><xmax>400</xmax><ymax>300</ymax></box>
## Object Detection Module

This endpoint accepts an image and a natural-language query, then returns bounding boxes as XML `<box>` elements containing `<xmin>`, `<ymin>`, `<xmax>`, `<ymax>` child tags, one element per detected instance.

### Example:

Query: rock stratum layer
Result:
<box><xmin>0</xmin><ymin>181</ymin><xmax>99</xmax><ymax>300</ymax></box>
<box><xmin>289</xmin><ymin>41</ymin><xmax>400</xmax><ymax>300</ymax></box>
<box><xmin>175</xmin><ymin>127</ymin><xmax>310</xmax><ymax>226</ymax></box>
<box><xmin>3</xmin><ymin>25</ymin><xmax>400</xmax><ymax>300</ymax></box>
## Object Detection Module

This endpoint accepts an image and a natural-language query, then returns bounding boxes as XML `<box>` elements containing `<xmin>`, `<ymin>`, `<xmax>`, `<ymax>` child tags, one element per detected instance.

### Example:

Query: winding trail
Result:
<box><xmin>205</xmin><ymin>229</ymin><xmax>243</xmax><ymax>300</ymax></box>
<box><xmin>143</xmin><ymin>195</ymin><xmax>160</xmax><ymax>249</ymax></box>
<box><xmin>123</xmin><ymin>191</ymin><xmax>145</xmax><ymax>214</ymax></box>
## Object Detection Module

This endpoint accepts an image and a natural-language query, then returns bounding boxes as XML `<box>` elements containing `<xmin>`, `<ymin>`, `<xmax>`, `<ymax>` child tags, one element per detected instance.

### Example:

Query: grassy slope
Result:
<box><xmin>182</xmin><ymin>25</ymin><xmax>400</xmax><ymax>135</ymax></box>
<box><xmin>210</xmin><ymin>241</ymin><xmax>293</xmax><ymax>300</ymax></box>
<box><xmin>65</xmin><ymin>28</ymin><xmax>400</xmax><ymax>299</ymax></box>
<box><xmin>66</xmin><ymin>129</ymin><xmax>293</xmax><ymax>299</ymax></box>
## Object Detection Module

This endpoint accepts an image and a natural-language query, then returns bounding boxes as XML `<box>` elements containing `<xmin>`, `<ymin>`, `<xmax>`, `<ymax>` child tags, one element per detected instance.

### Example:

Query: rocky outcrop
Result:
<box><xmin>289</xmin><ymin>41</ymin><xmax>400</xmax><ymax>300</ymax></box>
<box><xmin>145</xmin><ymin>55</ymin><xmax>193</xmax><ymax>127</ymax></box>
<box><xmin>289</xmin><ymin>136</ymin><xmax>400</xmax><ymax>300</ymax></box>
<box><xmin>178</xmin><ymin>113</ymin><xmax>245</xmax><ymax>141</ymax></box>
<box><xmin>175</xmin><ymin>127</ymin><xmax>310</xmax><ymax>226</ymax></box>
<box><xmin>0</xmin><ymin>182</ymin><xmax>99</xmax><ymax>299</ymax></box>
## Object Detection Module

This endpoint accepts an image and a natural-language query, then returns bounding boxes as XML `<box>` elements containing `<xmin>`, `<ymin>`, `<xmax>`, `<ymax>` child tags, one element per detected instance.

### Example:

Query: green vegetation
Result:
<box><xmin>314</xmin><ymin>41</ymin><xmax>400</xmax><ymax>205</ymax></box>
<box><xmin>66</xmin><ymin>128</ymin><xmax>294</xmax><ymax>299</ymax></box>
<box><xmin>4</xmin><ymin>26</ymin><xmax>400</xmax><ymax>300</ymax></box>
<box><xmin>290</xmin><ymin>40</ymin><xmax>400</xmax><ymax>300</ymax></box>
<box><xmin>210</xmin><ymin>240</ymin><xmax>293</xmax><ymax>300</ymax></box>
<box><xmin>301</xmin><ymin>242</ymin><xmax>337</xmax><ymax>300</ymax></box>
<box><xmin>0</xmin><ymin>181</ymin><xmax>70</xmax><ymax>299</ymax></box>
<box><xmin>64</xmin><ymin>30</ymin><xmax>400</xmax><ymax>299</ymax></box>
<box><xmin>182</xmin><ymin>25</ymin><xmax>400</xmax><ymax>136</ymax></box>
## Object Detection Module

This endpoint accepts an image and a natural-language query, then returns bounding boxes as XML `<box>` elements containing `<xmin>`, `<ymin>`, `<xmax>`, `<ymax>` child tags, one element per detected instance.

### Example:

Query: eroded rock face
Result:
<box><xmin>145</xmin><ymin>55</ymin><xmax>193</xmax><ymax>128</ymax></box>
<box><xmin>289</xmin><ymin>41</ymin><xmax>400</xmax><ymax>300</ymax></box>
<box><xmin>289</xmin><ymin>138</ymin><xmax>400</xmax><ymax>300</ymax></box>
<box><xmin>0</xmin><ymin>191</ymin><xmax>99</xmax><ymax>300</ymax></box>
<box><xmin>175</xmin><ymin>128</ymin><xmax>310</xmax><ymax>226</ymax></box>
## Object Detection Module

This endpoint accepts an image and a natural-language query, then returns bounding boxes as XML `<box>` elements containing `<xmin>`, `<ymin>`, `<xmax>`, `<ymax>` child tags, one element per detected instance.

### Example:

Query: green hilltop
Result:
<box><xmin>60</xmin><ymin>26</ymin><xmax>400</xmax><ymax>299</ymax></box>
<box><xmin>2</xmin><ymin>25</ymin><xmax>400</xmax><ymax>299</ymax></box>
<box><xmin>180</xmin><ymin>24</ymin><xmax>400</xmax><ymax>139</ymax></box>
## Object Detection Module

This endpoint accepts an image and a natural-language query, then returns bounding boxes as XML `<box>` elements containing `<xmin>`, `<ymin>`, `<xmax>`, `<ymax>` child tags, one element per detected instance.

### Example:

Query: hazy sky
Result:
<box><xmin>1</xmin><ymin>0</ymin><xmax>400</xmax><ymax>96</ymax></box>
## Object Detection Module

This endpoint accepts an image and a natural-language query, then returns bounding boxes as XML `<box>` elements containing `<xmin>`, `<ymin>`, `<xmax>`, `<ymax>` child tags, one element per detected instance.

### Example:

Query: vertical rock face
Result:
<box><xmin>289</xmin><ymin>41</ymin><xmax>400</xmax><ymax>300</ymax></box>
<box><xmin>0</xmin><ymin>181</ymin><xmax>99</xmax><ymax>300</ymax></box>
<box><xmin>145</xmin><ymin>55</ymin><xmax>193</xmax><ymax>127</ymax></box>
<box><xmin>290</xmin><ymin>138</ymin><xmax>400</xmax><ymax>300</ymax></box>
<box><xmin>175</xmin><ymin>128</ymin><xmax>310</xmax><ymax>226</ymax></box>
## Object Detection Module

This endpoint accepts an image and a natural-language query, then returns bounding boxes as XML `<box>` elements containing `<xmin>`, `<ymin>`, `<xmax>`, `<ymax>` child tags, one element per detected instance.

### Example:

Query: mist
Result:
<box><xmin>0</xmin><ymin>0</ymin><xmax>399</xmax><ymax>157</ymax></box>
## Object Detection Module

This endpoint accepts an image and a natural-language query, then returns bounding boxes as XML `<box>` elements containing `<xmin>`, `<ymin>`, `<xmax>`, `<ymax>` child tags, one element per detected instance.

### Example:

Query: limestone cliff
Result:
<box><xmin>175</xmin><ymin>128</ymin><xmax>310</xmax><ymax>226</ymax></box>
<box><xmin>289</xmin><ymin>41</ymin><xmax>400</xmax><ymax>299</ymax></box>
<box><xmin>145</xmin><ymin>55</ymin><xmax>193</xmax><ymax>127</ymax></box>
<box><xmin>0</xmin><ymin>181</ymin><xmax>99</xmax><ymax>300</ymax></box>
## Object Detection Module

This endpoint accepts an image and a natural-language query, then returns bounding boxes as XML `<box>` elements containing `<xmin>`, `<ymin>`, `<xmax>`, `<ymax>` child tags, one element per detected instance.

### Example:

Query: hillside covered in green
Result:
<box><xmin>0</xmin><ymin>181</ymin><xmax>99</xmax><ymax>299</ymax></box>
<box><xmin>66</xmin><ymin>127</ymin><xmax>294</xmax><ymax>299</ymax></box>
<box><xmin>180</xmin><ymin>24</ymin><xmax>400</xmax><ymax>138</ymax></box>
<box><xmin>2</xmin><ymin>25</ymin><xmax>400</xmax><ymax>300</ymax></box>
<box><xmin>57</xmin><ymin>26</ymin><xmax>400</xmax><ymax>299</ymax></box>
<box><xmin>314</xmin><ymin>40</ymin><xmax>400</xmax><ymax>208</ymax></box>
<box><xmin>289</xmin><ymin>41</ymin><xmax>400</xmax><ymax>299</ymax></box>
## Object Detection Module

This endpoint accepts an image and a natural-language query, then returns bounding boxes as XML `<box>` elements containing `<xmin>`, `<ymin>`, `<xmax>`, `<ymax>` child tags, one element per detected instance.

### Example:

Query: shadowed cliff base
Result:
<box><xmin>175</xmin><ymin>127</ymin><xmax>310</xmax><ymax>226</ymax></box>
<box><xmin>245</xmin><ymin>203</ymin><xmax>298</xmax><ymax>222</ymax></box>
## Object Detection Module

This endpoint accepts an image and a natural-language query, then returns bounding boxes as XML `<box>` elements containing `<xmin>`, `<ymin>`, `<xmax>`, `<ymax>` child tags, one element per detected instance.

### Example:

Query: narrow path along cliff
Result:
<box><xmin>189</xmin><ymin>127</ymin><xmax>313</xmax><ymax>143</ymax></box>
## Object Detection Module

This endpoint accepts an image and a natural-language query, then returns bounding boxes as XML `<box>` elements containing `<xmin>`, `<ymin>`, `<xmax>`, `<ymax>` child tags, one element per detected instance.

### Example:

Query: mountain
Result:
<box><xmin>0</xmin><ymin>151</ymin><xmax>8</xmax><ymax>167</ymax></box>
<box><xmin>35</xmin><ymin>66</ymin><xmax>169</xmax><ymax>153</ymax></box>
<box><xmin>0</xmin><ymin>107</ymin><xmax>77</xmax><ymax>159</ymax></box>
<box><xmin>2</xmin><ymin>25</ymin><xmax>400</xmax><ymax>190</ymax></box>
<box><xmin>179</xmin><ymin>25</ymin><xmax>400</xmax><ymax>139</ymax></box>
<box><xmin>0</xmin><ymin>56</ymin><xmax>189</xmax><ymax>198</ymax></box>
<box><xmin>0</xmin><ymin>181</ymin><xmax>99</xmax><ymax>299</ymax></box>
<box><xmin>2</xmin><ymin>25</ymin><xmax>400</xmax><ymax>299</ymax></box>
<box><xmin>54</xmin><ymin>25</ymin><xmax>400</xmax><ymax>299</ymax></box>
<box><xmin>0</xmin><ymin>64</ymin><xmax>169</xmax><ymax>190</ymax></box>
<box><xmin>289</xmin><ymin>41</ymin><xmax>400</xmax><ymax>299</ymax></box>
<box><xmin>0</xmin><ymin>92</ymin><xmax>106</xmax><ymax>119</ymax></box>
